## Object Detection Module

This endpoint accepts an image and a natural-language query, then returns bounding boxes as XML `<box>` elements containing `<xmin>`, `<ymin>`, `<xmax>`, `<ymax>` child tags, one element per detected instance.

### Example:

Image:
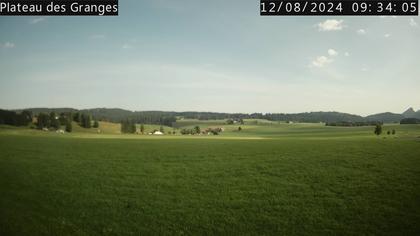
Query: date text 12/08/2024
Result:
<box><xmin>260</xmin><ymin>0</ymin><xmax>419</xmax><ymax>16</ymax></box>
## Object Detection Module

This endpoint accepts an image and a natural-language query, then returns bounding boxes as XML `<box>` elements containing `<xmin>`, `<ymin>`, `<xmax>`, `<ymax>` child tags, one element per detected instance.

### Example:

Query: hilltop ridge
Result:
<box><xmin>7</xmin><ymin>106</ymin><xmax>420</xmax><ymax>123</ymax></box>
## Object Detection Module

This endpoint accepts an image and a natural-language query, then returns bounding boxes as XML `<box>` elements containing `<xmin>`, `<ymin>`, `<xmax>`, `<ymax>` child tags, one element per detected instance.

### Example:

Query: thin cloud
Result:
<box><xmin>384</xmin><ymin>34</ymin><xmax>391</xmax><ymax>38</ymax></box>
<box><xmin>1</xmin><ymin>42</ymin><xmax>15</xmax><ymax>49</ymax></box>
<box><xmin>310</xmin><ymin>49</ymin><xmax>339</xmax><ymax>68</ymax></box>
<box><xmin>30</xmin><ymin>17</ymin><xmax>46</xmax><ymax>24</ymax></box>
<box><xmin>317</xmin><ymin>19</ymin><xmax>344</xmax><ymax>31</ymax></box>
<box><xmin>311</xmin><ymin>56</ymin><xmax>333</xmax><ymax>68</ymax></box>
<box><xmin>328</xmin><ymin>49</ymin><xmax>338</xmax><ymax>57</ymax></box>
<box><xmin>344</xmin><ymin>52</ymin><xmax>350</xmax><ymax>57</ymax></box>
<box><xmin>122</xmin><ymin>44</ymin><xmax>133</xmax><ymax>49</ymax></box>
<box><xmin>357</xmin><ymin>29</ymin><xmax>367</xmax><ymax>35</ymax></box>
<box><xmin>409</xmin><ymin>18</ymin><xmax>418</xmax><ymax>27</ymax></box>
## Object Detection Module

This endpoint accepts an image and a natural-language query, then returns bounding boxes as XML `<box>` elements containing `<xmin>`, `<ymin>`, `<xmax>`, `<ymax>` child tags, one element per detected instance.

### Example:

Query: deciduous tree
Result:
<box><xmin>374</xmin><ymin>124</ymin><xmax>382</xmax><ymax>136</ymax></box>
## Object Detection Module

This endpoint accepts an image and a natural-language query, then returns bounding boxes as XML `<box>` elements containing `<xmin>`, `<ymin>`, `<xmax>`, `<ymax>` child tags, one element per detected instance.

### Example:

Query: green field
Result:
<box><xmin>1</xmin><ymin>122</ymin><xmax>420</xmax><ymax>235</ymax></box>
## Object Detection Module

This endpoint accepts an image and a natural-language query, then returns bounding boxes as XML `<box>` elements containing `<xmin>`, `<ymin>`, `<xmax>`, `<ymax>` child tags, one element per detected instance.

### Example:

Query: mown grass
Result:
<box><xmin>0</xmin><ymin>124</ymin><xmax>420</xmax><ymax>235</ymax></box>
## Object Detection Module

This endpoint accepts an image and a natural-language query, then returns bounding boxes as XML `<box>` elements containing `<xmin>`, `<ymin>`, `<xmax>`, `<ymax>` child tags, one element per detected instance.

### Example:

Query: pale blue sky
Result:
<box><xmin>1</xmin><ymin>0</ymin><xmax>419</xmax><ymax>115</ymax></box>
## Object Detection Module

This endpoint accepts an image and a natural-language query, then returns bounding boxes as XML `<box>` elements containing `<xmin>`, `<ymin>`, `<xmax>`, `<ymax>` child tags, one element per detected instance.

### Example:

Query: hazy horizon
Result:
<box><xmin>3</xmin><ymin>105</ymin><xmax>419</xmax><ymax>117</ymax></box>
<box><xmin>1</xmin><ymin>1</ymin><xmax>419</xmax><ymax>116</ymax></box>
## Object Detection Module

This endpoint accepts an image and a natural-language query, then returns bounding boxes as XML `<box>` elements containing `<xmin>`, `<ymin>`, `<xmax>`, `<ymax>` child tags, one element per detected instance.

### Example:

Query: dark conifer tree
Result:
<box><xmin>194</xmin><ymin>126</ymin><xmax>200</xmax><ymax>134</ymax></box>
<box><xmin>65</xmin><ymin>119</ymin><xmax>72</xmax><ymax>132</ymax></box>
<box><xmin>73</xmin><ymin>112</ymin><xmax>81</xmax><ymax>123</ymax></box>
<box><xmin>85</xmin><ymin>115</ymin><xmax>92</xmax><ymax>128</ymax></box>
<box><xmin>50</xmin><ymin>112</ymin><xmax>60</xmax><ymax>130</ymax></box>
<box><xmin>374</xmin><ymin>124</ymin><xmax>382</xmax><ymax>136</ymax></box>
<box><xmin>36</xmin><ymin>113</ymin><xmax>50</xmax><ymax>129</ymax></box>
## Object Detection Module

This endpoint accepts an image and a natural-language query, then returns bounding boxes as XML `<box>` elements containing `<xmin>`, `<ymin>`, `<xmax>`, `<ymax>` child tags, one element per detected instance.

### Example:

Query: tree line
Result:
<box><xmin>18</xmin><ymin>109</ymin><xmax>372</xmax><ymax>125</ymax></box>
<box><xmin>0</xmin><ymin>109</ymin><xmax>101</xmax><ymax>133</ymax></box>
<box><xmin>0</xmin><ymin>109</ymin><xmax>33</xmax><ymax>126</ymax></box>
<box><xmin>38</xmin><ymin>112</ymin><xmax>100</xmax><ymax>132</ymax></box>
<box><xmin>121</xmin><ymin>119</ymin><xmax>136</xmax><ymax>134</ymax></box>
<box><xmin>400</xmin><ymin>118</ymin><xmax>420</xmax><ymax>124</ymax></box>
<box><xmin>326</xmin><ymin>121</ymin><xmax>382</xmax><ymax>127</ymax></box>
<box><xmin>374</xmin><ymin>124</ymin><xmax>396</xmax><ymax>136</ymax></box>
<box><xmin>72</xmin><ymin>112</ymin><xmax>99</xmax><ymax>129</ymax></box>
<box><xmin>8</xmin><ymin>108</ymin><xmax>420</xmax><ymax>127</ymax></box>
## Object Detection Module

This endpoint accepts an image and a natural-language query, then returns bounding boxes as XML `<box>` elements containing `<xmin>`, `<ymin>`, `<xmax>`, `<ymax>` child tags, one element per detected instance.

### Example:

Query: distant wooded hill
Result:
<box><xmin>7</xmin><ymin>107</ymin><xmax>420</xmax><ymax>125</ymax></box>
<box><xmin>365</xmin><ymin>108</ymin><xmax>420</xmax><ymax>123</ymax></box>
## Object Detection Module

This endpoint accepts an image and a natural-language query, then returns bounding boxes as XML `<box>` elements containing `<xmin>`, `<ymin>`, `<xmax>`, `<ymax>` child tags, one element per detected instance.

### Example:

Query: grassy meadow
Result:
<box><xmin>1</xmin><ymin>121</ymin><xmax>420</xmax><ymax>235</ymax></box>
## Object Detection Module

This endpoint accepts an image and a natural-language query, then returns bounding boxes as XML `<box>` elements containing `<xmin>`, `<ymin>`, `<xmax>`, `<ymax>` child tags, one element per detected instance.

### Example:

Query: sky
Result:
<box><xmin>0</xmin><ymin>0</ymin><xmax>419</xmax><ymax>116</ymax></box>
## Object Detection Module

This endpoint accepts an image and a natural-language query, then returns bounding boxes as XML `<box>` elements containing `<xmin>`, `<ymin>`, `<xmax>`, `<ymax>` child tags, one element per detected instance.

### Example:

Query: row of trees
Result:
<box><xmin>132</xmin><ymin>115</ymin><xmax>176</xmax><ymax>127</ymax></box>
<box><xmin>121</xmin><ymin>119</ymin><xmax>136</xmax><ymax>134</ymax></box>
<box><xmin>180</xmin><ymin>126</ymin><xmax>201</xmax><ymax>135</ymax></box>
<box><xmin>72</xmin><ymin>112</ymin><xmax>99</xmax><ymax>128</ymax></box>
<box><xmin>0</xmin><ymin>109</ymin><xmax>33</xmax><ymax>126</ymax></box>
<box><xmin>374</xmin><ymin>125</ymin><xmax>396</xmax><ymax>136</ymax></box>
<box><xmin>226</xmin><ymin>119</ymin><xmax>244</xmax><ymax>125</ymax></box>
<box><xmin>121</xmin><ymin>121</ymin><xmax>169</xmax><ymax>135</ymax></box>
<box><xmin>75</xmin><ymin>110</ymin><xmax>368</xmax><ymax>125</ymax></box>
<box><xmin>180</xmin><ymin>126</ymin><xmax>224</xmax><ymax>135</ymax></box>
<box><xmin>36</xmin><ymin>112</ymin><xmax>73</xmax><ymax>132</ymax></box>
<box><xmin>36</xmin><ymin>112</ymin><xmax>99</xmax><ymax>133</ymax></box>
<box><xmin>326</xmin><ymin>121</ymin><xmax>382</xmax><ymax>127</ymax></box>
<box><xmin>13</xmin><ymin>108</ymin><xmax>413</xmax><ymax>127</ymax></box>
<box><xmin>120</xmin><ymin>123</ymin><xmax>226</xmax><ymax>135</ymax></box>
<box><xmin>400</xmin><ymin>118</ymin><xmax>420</xmax><ymax>124</ymax></box>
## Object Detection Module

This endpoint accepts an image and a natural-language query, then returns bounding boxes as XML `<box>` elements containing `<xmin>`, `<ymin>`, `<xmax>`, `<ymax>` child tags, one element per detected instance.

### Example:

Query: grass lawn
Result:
<box><xmin>0</xmin><ymin>123</ymin><xmax>420</xmax><ymax>235</ymax></box>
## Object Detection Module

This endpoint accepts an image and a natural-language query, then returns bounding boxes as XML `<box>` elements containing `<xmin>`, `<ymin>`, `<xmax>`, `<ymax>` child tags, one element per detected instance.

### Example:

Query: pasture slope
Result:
<box><xmin>0</xmin><ymin>121</ymin><xmax>420</xmax><ymax>235</ymax></box>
